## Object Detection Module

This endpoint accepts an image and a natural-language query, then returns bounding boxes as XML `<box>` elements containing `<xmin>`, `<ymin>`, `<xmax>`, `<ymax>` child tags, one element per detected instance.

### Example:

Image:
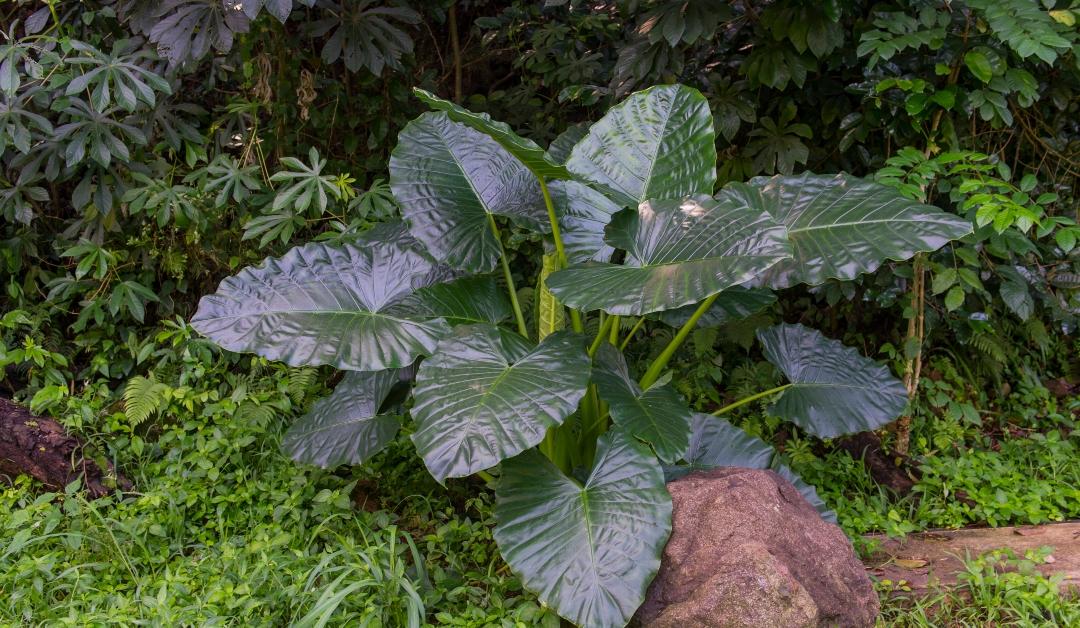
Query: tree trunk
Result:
<box><xmin>0</xmin><ymin>397</ymin><xmax>128</xmax><ymax>497</ymax></box>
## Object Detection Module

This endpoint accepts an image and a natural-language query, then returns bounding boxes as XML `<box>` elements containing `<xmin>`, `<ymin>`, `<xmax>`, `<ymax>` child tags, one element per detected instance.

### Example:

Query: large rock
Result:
<box><xmin>637</xmin><ymin>468</ymin><xmax>878</xmax><ymax>627</ymax></box>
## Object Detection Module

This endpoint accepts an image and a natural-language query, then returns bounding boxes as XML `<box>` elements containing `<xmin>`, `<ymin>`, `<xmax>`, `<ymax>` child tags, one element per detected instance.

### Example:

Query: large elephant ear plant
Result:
<box><xmin>192</xmin><ymin>84</ymin><xmax>971</xmax><ymax>627</ymax></box>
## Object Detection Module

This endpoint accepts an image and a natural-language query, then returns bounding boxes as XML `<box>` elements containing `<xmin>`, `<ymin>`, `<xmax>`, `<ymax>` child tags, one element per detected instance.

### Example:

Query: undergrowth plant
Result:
<box><xmin>191</xmin><ymin>84</ymin><xmax>971</xmax><ymax>627</ymax></box>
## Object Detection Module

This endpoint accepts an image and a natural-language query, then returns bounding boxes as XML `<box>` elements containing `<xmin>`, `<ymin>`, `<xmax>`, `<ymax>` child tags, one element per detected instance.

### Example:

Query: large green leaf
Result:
<box><xmin>413</xmin><ymin>88</ymin><xmax>571</xmax><ymax>180</ymax></box>
<box><xmin>592</xmin><ymin>344</ymin><xmax>692</xmax><ymax>463</ymax></box>
<box><xmin>758</xmin><ymin>323</ymin><xmax>908</xmax><ymax>438</ymax></box>
<box><xmin>494</xmin><ymin>431</ymin><xmax>671</xmax><ymax>628</ymax></box>
<box><xmin>281</xmin><ymin>370</ymin><xmax>401</xmax><ymax>468</ymax></box>
<box><xmin>545</xmin><ymin>196</ymin><xmax>790</xmax><ymax>315</ymax></box>
<box><xmin>567</xmin><ymin>84</ymin><xmax>717</xmax><ymax>206</ymax></box>
<box><xmin>664</xmin><ymin>413</ymin><xmax>835</xmax><ymax>521</ymax></box>
<box><xmin>391</xmin><ymin>275</ymin><xmax>510</xmax><ymax>325</ymax></box>
<box><xmin>719</xmin><ymin>173</ymin><xmax>973</xmax><ymax>289</ymax></box>
<box><xmin>546</xmin><ymin>122</ymin><xmax>589</xmax><ymax>165</ymax></box>
<box><xmin>549</xmin><ymin>179</ymin><xmax>622</xmax><ymax>263</ymax></box>
<box><xmin>656</xmin><ymin>286</ymin><xmax>777</xmax><ymax>328</ymax></box>
<box><xmin>389</xmin><ymin>112</ymin><xmax>548</xmax><ymax>272</ymax></box>
<box><xmin>191</xmin><ymin>231</ymin><xmax>452</xmax><ymax>371</ymax></box>
<box><xmin>410</xmin><ymin>326</ymin><xmax>591</xmax><ymax>482</ymax></box>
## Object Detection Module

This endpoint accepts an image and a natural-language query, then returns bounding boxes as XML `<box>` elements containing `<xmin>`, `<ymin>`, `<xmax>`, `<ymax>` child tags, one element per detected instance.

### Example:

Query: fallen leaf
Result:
<box><xmin>894</xmin><ymin>558</ymin><xmax>928</xmax><ymax>569</ymax></box>
<box><xmin>1014</xmin><ymin>526</ymin><xmax>1045</xmax><ymax>536</ymax></box>
<box><xmin>1045</xmin><ymin>555</ymin><xmax>1056</xmax><ymax>564</ymax></box>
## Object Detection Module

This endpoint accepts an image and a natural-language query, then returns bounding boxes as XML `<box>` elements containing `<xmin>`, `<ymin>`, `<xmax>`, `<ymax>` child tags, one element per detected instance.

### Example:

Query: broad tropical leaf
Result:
<box><xmin>593</xmin><ymin>344</ymin><xmax>692</xmax><ymax>462</ymax></box>
<box><xmin>545</xmin><ymin>196</ymin><xmax>790</xmax><ymax>315</ymax></box>
<box><xmin>546</xmin><ymin>122</ymin><xmax>589</xmax><ymax>165</ymax></box>
<box><xmin>191</xmin><ymin>227</ymin><xmax>454</xmax><ymax>371</ymax></box>
<box><xmin>664</xmin><ymin>413</ymin><xmax>835</xmax><ymax>521</ymax></box>
<box><xmin>411</xmin><ymin>326</ymin><xmax>591</xmax><ymax>482</ymax></box>
<box><xmin>282</xmin><ymin>370</ymin><xmax>401</xmax><ymax>468</ymax></box>
<box><xmin>757</xmin><ymin>324</ymin><xmax>908</xmax><ymax>437</ymax></box>
<box><xmin>719</xmin><ymin>173</ymin><xmax>973</xmax><ymax>289</ymax></box>
<box><xmin>494</xmin><ymin>431</ymin><xmax>671</xmax><ymax>628</ymax></box>
<box><xmin>392</xmin><ymin>275</ymin><xmax>510</xmax><ymax>325</ymax></box>
<box><xmin>413</xmin><ymin>88</ymin><xmax>570</xmax><ymax>180</ymax></box>
<box><xmin>389</xmin><ymin>112</ymin><xmax>547</xmax><ymax>272</ymax></box>
<box><xmin>566</xmin><ymin>84</ymin><xmax>716</xmax><ymax>206</ymax></box>
<box><xmin>549</xmin><ymin>179</ymin><xmax>622</xmax><ymax>263</ymax></box>
<box><xmin>656</xmin><ymin>286</ymin><xmax>777</xmax><ymax>328</ymax></box>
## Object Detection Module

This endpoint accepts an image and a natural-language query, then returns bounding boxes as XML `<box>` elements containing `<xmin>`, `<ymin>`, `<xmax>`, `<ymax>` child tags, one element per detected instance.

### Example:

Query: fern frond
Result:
<box><xmin>287</xmin><ymin>367</ymin><xmax>317</xmax><ymax>406</ymax></box>
<box><xmin>234</xmin><ymin>401</ymin><xmax>277</xmax><ymax>428</ymax></box>
<box><xmin>123</xmin><ymin>374</ymin><xmax>168</xmax><ymax>427</ymax></box>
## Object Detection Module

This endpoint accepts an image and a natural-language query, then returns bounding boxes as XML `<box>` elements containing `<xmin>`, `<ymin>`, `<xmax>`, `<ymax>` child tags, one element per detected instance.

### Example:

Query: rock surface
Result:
<box><xmin>637</xmin><ymin>467</ymin><xmax>878</xmax><ymax>627</ymax></box>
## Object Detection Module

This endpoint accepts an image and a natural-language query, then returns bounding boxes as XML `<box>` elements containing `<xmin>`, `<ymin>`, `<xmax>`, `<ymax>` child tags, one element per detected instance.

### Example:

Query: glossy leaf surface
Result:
<box><xmin>720</xmin><ymin>173</ymin><xmax>972</xmax><ymax>288</ymax></box>
<box><xmin>389</xmin><ymin>112</ymin><xmax>547</xmax><ymax>272</ymax></box>
<box><xmin>567</xmin><ymin>84</ymin><xmax>717</xmax><ymax>206</ymax></box>
<box><xmin>546</xmin><ymin>196</ymin><xmax>790</xmax><ymax>315</ymax></box>
<box><xmin>758</xmin><ymin>323</ymin><xmax>908</xmax><ymax>438</ymax></box>
<box><xmin>411</xmin><ymin>326</ymin><xmax>590</xmax><ymax>482</ymax></box>
<box><xmin>494</xmin><ymin>431</ymin><xmax>671</xmax><ymax>628</ymax></box>
<box><xmin>391</xmin><ymin>275</ymin><xmax>510</xmax><ymax>325</ymax></box>
<box><xmin>413</xmin><ymin>88</ymin><xmax>570</xmax><ymax>180</ymax></box>
<box><xmin>282</xmin><ymin>370</ymin><xmax>400</xmax><ymax>468</ymax></box>
<box><xmin>656</xmin><ymin>286</ymin><xmax>777</xmax><ymax>328</ymax></box>
<box><xmin>592</xmin><ymin>344</ymin><xmax>692</xmax><ymax>462</ymax></box>
<box><xmin>549</xmin><ymin>179</ymin><xmax>622</xmax><ymax>263</ymax></box>
<box><xmin>191</xmin><ymin>232</ymin><xmax>452</xmax><ymax>371</ymax></box>
<box><xmin>664</xmin><ymin>413</ymin><xmax>835</xmax><ymax>522</ymax></box>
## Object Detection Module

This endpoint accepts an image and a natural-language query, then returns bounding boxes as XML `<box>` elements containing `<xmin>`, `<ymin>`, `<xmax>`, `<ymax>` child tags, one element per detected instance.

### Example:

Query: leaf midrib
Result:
<box><xmin>789</xmin><ymin>216</ymin><xmax>962</xmax><ymax>234</ymax></box>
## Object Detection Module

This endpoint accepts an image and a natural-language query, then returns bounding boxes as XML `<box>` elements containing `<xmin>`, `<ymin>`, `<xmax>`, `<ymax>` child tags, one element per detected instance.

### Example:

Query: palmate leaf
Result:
<box><xmin>758</xmin><ymin>324</ymin><xmax>908</xmax><ymax>438</ymax></box>
<box><xmin>282</xmin><ymin>370</ymin><xmax>401</xmax><ymax>468</ymax></box>
<box><xmin>719</xmin><ymin>173</ymin><xmax>972</xmax><ymax>289</ymax></box>
<box><xmin>567</xmin><ymin>84</ymin><xmax>716</xmax><ymax>207</ymax></box>
<box><xmin>139</xmin><ymin>0</ymin><xmax>250</xmax><ymax>69</ymax></box>
<box><xmin>191</xmin><ymin>224</ymin><xmax>471</xmax><ymax>371</ymax></box>
<box><xmin>545</xmin><ymin>196</ymin><xmax>790</xmax><ymax>315</ymax></box>
<box><xmin>389</xmin><ymin>112</ymin><xmax>547</xmax><ymax>272</ymax></box>
<box><xmin>665</xmin><ymin>414</ymin><xmax>835</xmax><ymax>521</ymax></box>
<box><xmin>307</xmin><ymin>1</ymin><xmax>420</xmax><ymax>75</ymax></box>
<box><xmin>413</xmin><ymin>88</ymin><xmax>570</xmax><ymax>180</ymax></box>
<box><xmin>656</xmin><ymin>286</ymin><xmax>777</xmax><ymax>328</ymax></box>
<box><xmin>494</xmin><ymin>431</ymin><xmax>671</xmax><ymax>628</ymax></box>
<box><xmin>410</xmin><ymin>326</ymin><xmax>591</xmax><ymax>482</ymax></box>
<box><xmin>593</xmin><ymin>344</ymin><xmax>692</xmax><ymax>463</ymax></box>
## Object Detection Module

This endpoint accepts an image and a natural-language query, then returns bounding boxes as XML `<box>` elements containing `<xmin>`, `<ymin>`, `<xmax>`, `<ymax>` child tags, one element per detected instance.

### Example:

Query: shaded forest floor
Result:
<box><xmin>1</xmin><ymin>332</ymin><xmax>1078</xmax><ymax>626</ymax></box>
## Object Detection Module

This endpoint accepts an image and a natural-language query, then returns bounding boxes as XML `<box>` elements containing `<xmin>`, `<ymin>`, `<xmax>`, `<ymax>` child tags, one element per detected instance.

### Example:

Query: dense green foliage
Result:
<box><xmin>2</xmin><ymin>0</ymin><xmax>1079</xmax><ymax>625</ymax></box>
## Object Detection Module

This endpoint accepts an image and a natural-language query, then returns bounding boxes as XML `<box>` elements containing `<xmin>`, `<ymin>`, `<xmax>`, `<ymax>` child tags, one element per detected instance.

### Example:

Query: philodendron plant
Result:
<box><xmin>192</xmin><ymin>84</ymin><xmax>971</xmax><ymax>627</ymax></box>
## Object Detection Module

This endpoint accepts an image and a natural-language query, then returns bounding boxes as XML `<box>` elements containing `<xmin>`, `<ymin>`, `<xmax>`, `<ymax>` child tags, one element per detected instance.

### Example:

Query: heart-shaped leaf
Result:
<box><xmin>567</xmin><ymin>84</ymin><xmax>717</xmax><ymax>206</ymax></box>
<box><xmin>719</xmin><ymin>173</ymin><xmax>972</xmax><ymax>289</ymax></box>
<box><xmin>389</xmin><ymin>112</ymin><xmax>548</xmax><ymax>272</ymax></box>
<box><xmin>282</xmin><ymin>370</ymin><xmax>401</xmax><ymax>468</ymax></box>
<box><xmin>593</xmin><ymin>344</ymin><xmax>692</xmax><ymax>462</ymax></box>
<box><xmin>546</xmin><ymin>196</ymin><xmax>790</xmax><ymax>315</ymax></box>
<box><xmin>494</xmin><ymin>431</ymin><xmax>671</xmax><ymax>628</ymax></box>
<box><xmin>391</xmin><ymin>275</ymin><xmax>511</xmax><ymax>325</ymax></box>
<box><xmin>664</xmin><ymin>413</ymin><xmax>835</xmax><ymax>521</ymax></box>
<box><xmin>549</xmin><ymin>179</ymin><xmax>622</xmax><ymax>263</ymax></box>
<box><xmin>656</xmin><ymin>286</ymin><xmax>777</xmax><ymax>328</ymax></box>
<box><xmin>191</xmin><ymin>228</ymin><xmax>453</xmax><ymax>371</ymax></box>
<box><xmin>413</xmin><ymin>88</ymin><xmax>571</xmax><ymax>180</ymax></box>
<box><xmin>758</xmin><ymin>323</ymin><xmax>908</xmax><ymax>437</ymax></box>
<box><xmin>411</xmin><ymin>326</ymin><xmax>591</xmax><ymax>482</ymax></box>
<box><xmin>546</xmin><ymin>122</ymin><xmax>589</xmax><ymax>165</ymax></box>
